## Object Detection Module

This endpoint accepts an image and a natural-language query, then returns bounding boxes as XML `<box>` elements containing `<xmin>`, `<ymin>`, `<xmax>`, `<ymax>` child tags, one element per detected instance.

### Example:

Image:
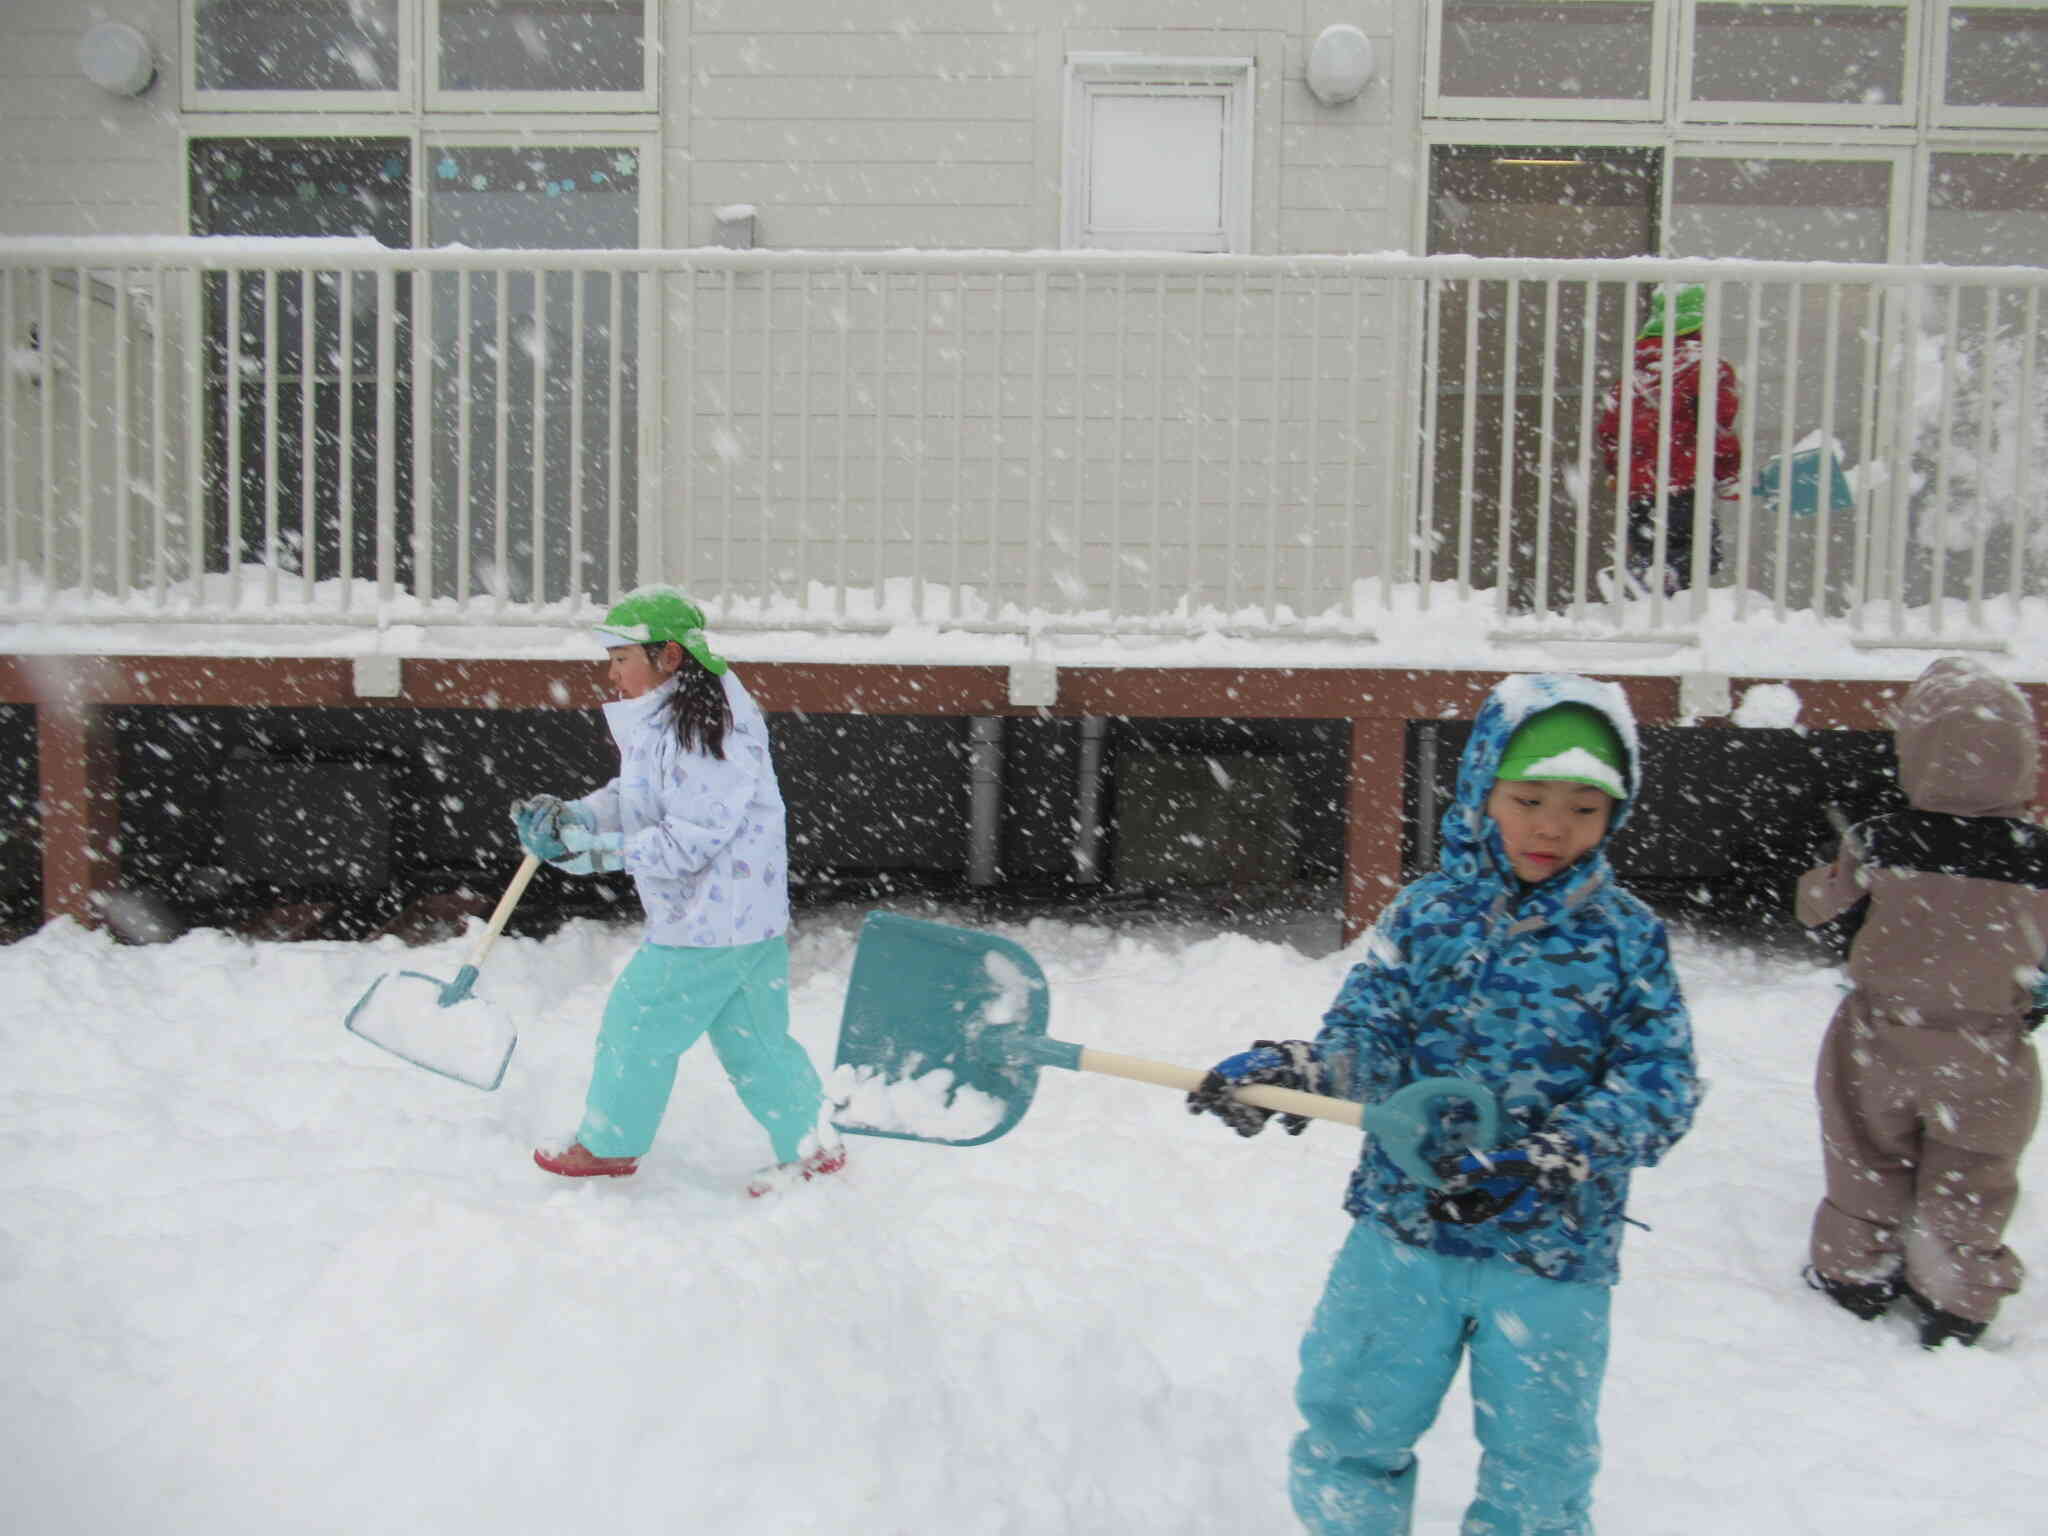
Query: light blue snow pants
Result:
<box><xmin>576</xmin><ymin>937</ymin><xmax>821</xmax><ymax>1164</ymax></box>
<box><xmin>1290</xmin><ymin>1221</ymin><xmax>1611</xmax><ymax>1536</ymax></box>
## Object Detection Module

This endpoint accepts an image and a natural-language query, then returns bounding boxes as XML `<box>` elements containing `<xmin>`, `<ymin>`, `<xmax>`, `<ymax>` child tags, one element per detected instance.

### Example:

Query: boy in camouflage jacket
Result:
<box><xmin>1190</xmin><ymin>672</ymin><xmax>1699</xmax><ymax>1536</ymax></box>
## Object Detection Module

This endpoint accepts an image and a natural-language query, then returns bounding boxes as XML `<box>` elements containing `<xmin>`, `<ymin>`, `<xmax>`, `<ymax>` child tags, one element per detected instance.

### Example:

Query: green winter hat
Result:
<box><xmin>1496</xmin><ymin>704</ymin><xmax>1628</xmax><ymax>799</ymax></box>
<box><xmin>1637</xmin><ymin>283</ymin><xmax>1706</xmax><ymax>341</ymax></box>
<box><xmin>592</xmin><ymin>587</ymin><xmax>729</xmax><ymax>675</ymax></box>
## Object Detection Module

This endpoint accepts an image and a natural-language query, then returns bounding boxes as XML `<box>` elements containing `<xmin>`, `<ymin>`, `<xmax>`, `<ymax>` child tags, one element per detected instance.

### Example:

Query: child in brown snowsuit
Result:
<box><xmin>1797</xmin><ymin>656</ymin><xmax>2046</xmax><ymax>1348</ymax></box>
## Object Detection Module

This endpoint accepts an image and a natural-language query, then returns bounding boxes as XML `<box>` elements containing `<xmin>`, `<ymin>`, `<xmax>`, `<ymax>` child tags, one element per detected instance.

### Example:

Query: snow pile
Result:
<box><xmin>1731</xmin><ymin>682</ymin><xmax>1804</xmax><ymax>729</ymax></box>
<box><xmin>829</xmin><ymin>1062</ymin><xmax>1007</xmax><ymax>1141</ymax></box>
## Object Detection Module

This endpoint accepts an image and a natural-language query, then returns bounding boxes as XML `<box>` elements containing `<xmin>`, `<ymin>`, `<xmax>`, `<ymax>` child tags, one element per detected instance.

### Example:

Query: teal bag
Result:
<box><xmin>1753</xmin><ymin>444</ymin><xmax>1856</xmax><ymax>518</ymax></box>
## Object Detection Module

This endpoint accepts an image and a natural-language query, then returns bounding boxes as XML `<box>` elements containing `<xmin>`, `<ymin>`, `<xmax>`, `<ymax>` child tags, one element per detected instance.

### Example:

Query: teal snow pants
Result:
<box><xmin>1290</xmin><ymin>1221</ymin><xmax>1611</xmax><ymax>1536</ymax></box>
<box><xmin>575</xmin><ymin>937</ymin><xmax>822</xmax><ymax>1164</ymax></box>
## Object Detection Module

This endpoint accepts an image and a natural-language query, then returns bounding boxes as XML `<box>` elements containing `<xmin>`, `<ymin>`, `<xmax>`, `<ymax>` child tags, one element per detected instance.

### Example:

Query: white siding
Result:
<box><xmin>0</xmin><ymin>3</ymin><xmax>1406</xmax><ymax>254</ymax></box>
<box><xmin>4</xmin><ymin>266</ymin><xmax>185</xmax><ymax>600</ymax></box>
<box><xmin>0</xmin><ymin>1</ymin><xmax>184</xmax><ymax>238</ymax></box>
<box><xmin>684</xmin><ymin>4</ymin><xmax>1399</xmax><ymax>255</ymax></box>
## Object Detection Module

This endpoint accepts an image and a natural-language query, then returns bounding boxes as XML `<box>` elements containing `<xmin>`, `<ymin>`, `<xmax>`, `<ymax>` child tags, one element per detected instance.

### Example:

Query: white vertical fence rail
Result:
<box><xmin>3</xmin><ymin>243</ymin><xmax>2048</xmax><ymax>646</ymax></box>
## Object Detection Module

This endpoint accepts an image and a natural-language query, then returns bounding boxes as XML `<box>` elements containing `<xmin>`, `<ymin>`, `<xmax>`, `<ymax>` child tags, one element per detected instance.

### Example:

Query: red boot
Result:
<box><xmin>533</xmin><ymin>1142</ymin><xmax>639</xmax><ymax>1178</ymax></box>
<box><xmin>745</xmin><ymin>1143</ymin><xmax>847</xmax><ymax>1198</ymax></box>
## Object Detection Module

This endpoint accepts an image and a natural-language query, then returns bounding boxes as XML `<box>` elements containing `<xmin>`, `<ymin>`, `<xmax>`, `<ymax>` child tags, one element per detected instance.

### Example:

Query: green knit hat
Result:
<box><xmin>1638</xmin><ymin>283</ymin><xmax>1706</xmax><ymax>340</ymax></box>
<box><xmin>592</xmin><ymin>587</ymin><xmax>728</xmax><ymax>675</ymax></box>
<box><xmin>1496</xmin><ymin>704</ymin><xmax>1628</xmax><ymax>799</ymax></box>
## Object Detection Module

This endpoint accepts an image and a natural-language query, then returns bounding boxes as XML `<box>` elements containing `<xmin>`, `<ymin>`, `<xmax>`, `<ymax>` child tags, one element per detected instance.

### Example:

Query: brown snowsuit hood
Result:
<box><xmin>1892</xmin><ymin>657</ymin><xmax>2038</xmax><ymax>819</ymax></box>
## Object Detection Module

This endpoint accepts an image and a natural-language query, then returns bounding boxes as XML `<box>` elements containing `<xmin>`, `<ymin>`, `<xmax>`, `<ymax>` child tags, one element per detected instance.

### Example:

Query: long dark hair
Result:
<box><xmin>646</xmin><ymin>643</ymin><xmax>732</xmax><ymax>758</ymax></box>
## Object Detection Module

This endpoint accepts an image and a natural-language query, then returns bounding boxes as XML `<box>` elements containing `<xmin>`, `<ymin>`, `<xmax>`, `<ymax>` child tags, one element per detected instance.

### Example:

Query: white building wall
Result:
<box><xmin>11</xmin><ymin>4</ymin><xmax>2045</xmax><ymax>629</ymax></box>
<box><xmin>0</xmin><ymin>0</ymin><xmax>184</xmax><ymax>239</ymax></box>
<box><xmin>683</xmin><ymin>1</ymin><xmax>1401</xmax><ymax>255</ymax></box>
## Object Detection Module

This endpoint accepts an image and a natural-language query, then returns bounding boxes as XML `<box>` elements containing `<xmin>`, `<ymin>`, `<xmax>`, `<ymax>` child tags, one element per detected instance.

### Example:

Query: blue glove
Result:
<box><xmin>1427</xmin><ymin>1130</ymin><xmax>1590</xmax><ymax>1226</ymax></box>
<box><xmin>510</xmin><ymin>795</ymin><xmax>571</xmax><ymax>861</ymax></box>
<box><xmin>1185</xmin><ymin>1039</ymin><xmax>1323</xmax><ymax>1137</ymax></box>
<box><xmin>552</xmin><ymin>820</ymin><xmax>625</xmax><ymax>877</ymax></box>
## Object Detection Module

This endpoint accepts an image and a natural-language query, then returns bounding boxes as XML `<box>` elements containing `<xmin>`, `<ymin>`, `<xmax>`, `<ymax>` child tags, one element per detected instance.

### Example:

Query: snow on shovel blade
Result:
<box><xmin>345</xmin><ymin>967</ymin><xmax>518</xmax><ymax>1092</ymax></box>
<box><xmin>830</xmin><ymin>912</ymin><xmax>1056</xmax><ymax>1147</ymax></box>
<box><xmin>342</xmin><ymin>854</ymin><xmax>538</xmax><ymax>1092</ymax></box>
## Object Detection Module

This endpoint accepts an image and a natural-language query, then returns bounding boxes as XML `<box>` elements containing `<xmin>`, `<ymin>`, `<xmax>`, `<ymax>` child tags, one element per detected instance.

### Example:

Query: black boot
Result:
<box><xmin>1903</xmin><ymin>1283</ymin><xmax>1988</xmax><ymax>1350</ymax></box>
<box><xmin>1803</xmin><ymin>1264</ymin><xmax>1900</xmax><ymax>1322</ymax></box>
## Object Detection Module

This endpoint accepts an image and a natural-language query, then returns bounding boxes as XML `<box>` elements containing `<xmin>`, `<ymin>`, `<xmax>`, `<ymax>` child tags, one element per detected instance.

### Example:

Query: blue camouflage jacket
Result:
<box><xmin>1315</xmin><ymin>673</ymin><xmax>1699</xmax><ymax>1286</ymax></box>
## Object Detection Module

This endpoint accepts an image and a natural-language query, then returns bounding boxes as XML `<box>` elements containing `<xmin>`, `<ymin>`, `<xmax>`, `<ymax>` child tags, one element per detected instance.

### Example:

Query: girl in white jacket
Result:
<box><xmin>514</xmin><ymin>588</ymin><xmax>843</xmax><ymax>1196</ymax></box>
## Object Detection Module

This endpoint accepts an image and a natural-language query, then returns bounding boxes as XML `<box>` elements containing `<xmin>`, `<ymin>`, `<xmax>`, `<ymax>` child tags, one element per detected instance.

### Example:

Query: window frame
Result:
<box><xmin>1913</xmin><ymin>138</ymin><xmax>2048</xmax><ymax>259</ymax></box>
<box><xmin>182</xmin><ymin>0</ymin><xmax>658</xmax><ymax>115</ymax></box>
<box><xmin>184</xmin><ymin>0</ymin><xmax>417</xmax><ymax>113</ymax></box>
<box><xmin>1676</xmin><ymin>0</ymin><xmax>1919</xmax><ymax>128</ymax></box>
<box><xmin>1930</xmin><ymin>0</ymin><xmax>2048</xmax><ymax>130</ymax></box>
<box><xmin>420</xmin><ymin>130</ymin><xmax>663</xmax><ymax>249</ymax></box>
<box><xmin>180</xmin><ymin>125</ymin><xmax>662</xmax><ymax>248</ymax></box>
<box><xmin>1060</xmin><ymin>54</ymin><xmax>1255</xmax><ymax>253</ymax></box>
<box><xmin>1425</xmin><ymin>0</ymin><xmax>1671</xmax><ymax>124</ymax></box>
<box><xmin>423</xmin><ymin>0</ymin><xmax>658</xmax><ymax>115</ymax></box>
<box><xmin>181</xmin><ymin>126</ymin><xmax>422</xmax><ymax>241</ymax></box>
<box><xmin>1663</xmin><ymin>141</ymin><xmax>1912</xmax><ymax>260</ymax></box>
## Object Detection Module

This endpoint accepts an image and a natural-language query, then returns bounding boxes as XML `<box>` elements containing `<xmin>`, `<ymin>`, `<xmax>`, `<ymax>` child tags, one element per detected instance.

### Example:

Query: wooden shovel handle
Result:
<box><xmin>466</xmin><ymin>853</ymin><xmax>543</xmax><ymax>969</ymax></box>
<box><xmin>1076</xmin><ymin>1047</ymin><xmax>1365</xmax><ymax>1129</ymax></box>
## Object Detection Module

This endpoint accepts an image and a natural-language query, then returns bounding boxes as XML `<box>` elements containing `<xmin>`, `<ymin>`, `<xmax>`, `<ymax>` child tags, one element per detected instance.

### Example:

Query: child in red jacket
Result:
<box><xmin>1595</xmin><ymin>283</ymin><xmax>1741</xmax><ymax>597</ymax></box>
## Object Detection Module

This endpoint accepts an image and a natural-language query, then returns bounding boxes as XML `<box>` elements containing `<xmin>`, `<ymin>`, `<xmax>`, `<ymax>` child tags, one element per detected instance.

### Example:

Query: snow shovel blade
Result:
<box><xmin>341</xmin><ymin>854</ymin><xmax>539</xmax><ymax>1092</ymax></box>
<box><xmin>828</xmin><ymin>915</ymin><xmax>1504</xmax><ymax>1178</ymax></box>
<box><xmin>345</xmin><ymin>968</ymin><xmax>518</xmax><ymax>1091</ymax></box>
<box><xmin>830</xmin><ymin>911</ymin><xmax>1056</xmax><ymax>1147</ymax></box>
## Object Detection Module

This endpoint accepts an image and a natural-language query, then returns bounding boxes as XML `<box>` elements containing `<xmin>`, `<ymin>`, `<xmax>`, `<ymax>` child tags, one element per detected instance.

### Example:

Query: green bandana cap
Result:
<box><xmin>1496</xmin><ymin>704</ymin><xmax>1628</xmax><ymax>799</ymax></box>
<box><xmin>592</xmin><ymin>587</ymin><xmax>729</xmax><ymax>676</ymax></box>
<box><xmin>1637</xmin><ymin>283</ymin><xmax>1707</xmax><ymax>341</ymax></box>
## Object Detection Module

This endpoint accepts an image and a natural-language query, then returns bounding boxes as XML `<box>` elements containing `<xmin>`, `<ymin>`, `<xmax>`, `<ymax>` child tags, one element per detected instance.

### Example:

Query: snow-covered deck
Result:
<box><xmin>7</xmin><ymin>241</ymin><xmax>2048</xmax><ymax>659</ymax></box>
<box><xmin>7</xmin><ymin>241</ymin><xmax>2048</xmax><ymax>941</ymax></box>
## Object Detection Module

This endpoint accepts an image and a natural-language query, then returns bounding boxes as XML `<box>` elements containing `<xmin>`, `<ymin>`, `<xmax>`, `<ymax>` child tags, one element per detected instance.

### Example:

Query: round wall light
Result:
<box><xmin>78</xmin><ymin>21</ymin><xmax>157</xmax><ymax>98</ymax></box>
<box><xmin>1306</xmin><ymin>24</ymin><xmax>1376</xmax><ymax>108</ymax></box>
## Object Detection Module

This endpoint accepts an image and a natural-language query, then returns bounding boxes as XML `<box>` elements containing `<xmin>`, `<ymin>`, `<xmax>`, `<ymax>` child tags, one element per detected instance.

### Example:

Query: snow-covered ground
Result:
<box><xmin>2</xmin><ymin>906</ymin><xmax>2043</xmax><ymax>1535</ymax></box>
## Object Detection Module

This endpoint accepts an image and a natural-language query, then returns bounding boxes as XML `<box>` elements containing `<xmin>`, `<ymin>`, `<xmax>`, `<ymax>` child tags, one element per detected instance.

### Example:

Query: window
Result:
<box><xmin>186</xmin><ymin>0</ymin><xmax>655</xmax><ymax>111</ymax></box>
<box><xmin>189</xmin><ymin>0</ymin><xmax>409</xmax><ymax>109</ymax></box>
<box><xmin>187</xmin><ymin>139</ymin><xmax>417</xmax><ymax>587</ymax></box>
<box><xmin>186</xmin><ymin>135</ymin><xmax>653</xmax><ymax>603</ymax></box>
<box><xmin>1420</xmin><ymin>147</ymin><xmax>1660</xmax><ymax>599</ymax></box>
<box><xmin>427</xmin><ymin>0</ymin><xmax>654</xmax><ymax>110</ymax></box>
<box><xmin>1429</xmin><ymin>145</ymin><xmax>1659</xmax><ymax>258</ymax></box>
<box><xmin>1429</xmin><ymin>1</ymin><xmax>1665</xmax><ymax>120</ymax></box>
<box><xmin>1062</xmin><ymin>56</ymin><xmax>1253</xmax><ymax>252</ymax></box>
<box><xmin>421</xmin><ymin>141</ymin><xmax>648</xmax><ymax>603</ymax></box>
<box><xmin>1925</xmin><ymin>150</ymin><xmax>2048</xmax><ymax>262</ymax></box>
<box><xmin>1668</xmin><ymin>152</ymin><xmax>1900</xmax><ymax>260</ymax></box>
<box><xmin>425</xmin><ymin>143</ymin><xmax>644</xmax><ymax>247</ymax></box>
<box><xmin>1933</xmin><ymin>2</ymin><xmax>2048</xmax><ymax>126</ymax></box>
<box><xmin>1681</xmin><ymin>2</ymin><xmax>1915</xmax><ymax>126</ymax></box>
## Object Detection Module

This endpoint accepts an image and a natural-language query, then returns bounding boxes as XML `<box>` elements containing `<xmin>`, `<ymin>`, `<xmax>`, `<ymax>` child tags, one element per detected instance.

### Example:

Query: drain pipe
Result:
<box><xmin>1413</xmin><ymin>722</ymin><xmax>1439</xmax><ymax>875</ymax></box>
<box><xmin>1072</xmin><ymin>716</ymin><xmax>1108</xmax><ymax>883</ymax></box>
<box><xmin>966</xmin><ymin>717</ymin><xmax>1003</xmax><ymax>887</ymax></box>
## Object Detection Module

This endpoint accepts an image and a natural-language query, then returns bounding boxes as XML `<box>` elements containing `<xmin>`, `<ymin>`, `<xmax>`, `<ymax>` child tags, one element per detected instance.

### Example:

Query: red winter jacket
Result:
<box><xmin>1596</xmin><ymin>335</ymin><xmax>1742</xmax><ymax>500</ymax></box>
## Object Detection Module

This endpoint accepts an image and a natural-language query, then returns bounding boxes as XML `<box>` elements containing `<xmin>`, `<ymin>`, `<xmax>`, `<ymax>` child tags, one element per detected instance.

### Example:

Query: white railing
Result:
<box><xmin>4</xmin><ymin>238</ymin><xmax>2046</xmax><ymax>649</ymax></box>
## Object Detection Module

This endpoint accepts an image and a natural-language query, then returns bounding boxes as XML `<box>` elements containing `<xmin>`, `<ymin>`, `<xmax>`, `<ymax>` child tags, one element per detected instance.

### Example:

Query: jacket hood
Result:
<box><xmin>1893</xmin><ymin>657</ymin><xmax>2037</xmax><ymax>818</ymax></box>
<box><xmin>1441</xmin><ymin>673</ymin><xmax>1642</xmax><ymax>894</ymax></box>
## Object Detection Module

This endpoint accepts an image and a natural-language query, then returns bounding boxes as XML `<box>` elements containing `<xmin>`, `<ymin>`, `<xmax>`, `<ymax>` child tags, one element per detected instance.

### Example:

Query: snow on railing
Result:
<box><xmin>4</xmin><ymin>239</ymin><xmax>2046</xmax><ymax>652</ymax></box>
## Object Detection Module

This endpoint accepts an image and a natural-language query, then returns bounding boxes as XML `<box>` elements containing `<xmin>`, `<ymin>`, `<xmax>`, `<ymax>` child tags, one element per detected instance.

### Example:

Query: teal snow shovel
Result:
<box><xmin>343</xmin><ymin>853</ymin><xmax>540</xmax><ymax>1091</ymax></box>
<box><xmin>830</xmin><ymin>912</ymin><xmax>1500</xmax><ymax>1185</ymax></box>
